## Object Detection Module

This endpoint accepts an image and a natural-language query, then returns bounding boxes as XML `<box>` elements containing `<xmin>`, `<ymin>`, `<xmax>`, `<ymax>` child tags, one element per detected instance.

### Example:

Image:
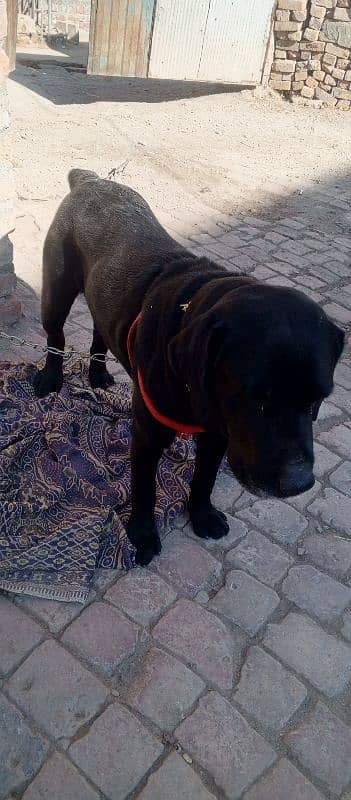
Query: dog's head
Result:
<box><xmin>169</xmin><ymin>284</ymin><xmax>344</xmax><ymax>498</ymax></box>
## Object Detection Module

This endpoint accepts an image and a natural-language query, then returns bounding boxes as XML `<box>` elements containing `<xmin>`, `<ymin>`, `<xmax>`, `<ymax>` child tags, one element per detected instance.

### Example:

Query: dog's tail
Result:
<box><xmin>68</xmin><ymin>169</ymin><xmax>98</xmax><ymax>191</ymax></box>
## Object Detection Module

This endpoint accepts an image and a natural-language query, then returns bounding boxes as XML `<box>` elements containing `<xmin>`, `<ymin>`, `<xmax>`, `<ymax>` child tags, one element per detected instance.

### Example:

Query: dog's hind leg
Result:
<box><xmin>34</xmin><ymin>231</ymin><xmax>80</xmax><ymax>398</ymax></box>
<box><xmin>88</xmin><ymin>324</ymin><xmax>114</xmax><ymax>390</ymax></box>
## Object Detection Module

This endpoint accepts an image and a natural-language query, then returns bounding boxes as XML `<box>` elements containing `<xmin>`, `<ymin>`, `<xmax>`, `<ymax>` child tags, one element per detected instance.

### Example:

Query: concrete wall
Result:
<box><xmin>269</xmin><ymin>0</ymin><xmax>351</xmax><ymax>109</ymax></box>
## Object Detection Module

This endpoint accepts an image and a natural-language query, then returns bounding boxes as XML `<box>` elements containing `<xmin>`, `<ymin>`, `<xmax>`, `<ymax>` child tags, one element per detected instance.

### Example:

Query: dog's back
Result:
<box><xmin>42</xmin><ymin>170</ymin><xmax>188</xmax><ymax>362</ymax></box>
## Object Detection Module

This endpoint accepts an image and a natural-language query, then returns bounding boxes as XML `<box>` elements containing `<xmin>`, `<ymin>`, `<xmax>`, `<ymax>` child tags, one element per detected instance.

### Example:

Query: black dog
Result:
<box><xmin>34</xmin><ymin>170</ymin><xmax>344</xmax><ymax>565</ymax></box>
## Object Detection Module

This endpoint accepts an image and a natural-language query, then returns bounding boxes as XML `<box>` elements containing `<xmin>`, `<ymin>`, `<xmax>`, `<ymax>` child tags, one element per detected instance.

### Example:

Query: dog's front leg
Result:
<box><xmin>189</xmin><ymin>431</ymin><xmax>229</xmax><ymax>540</ymax></box>
<box><xmin>127</xmin><ymin>390</ymin><xmax>174</xmax><ymax>566</ymax></box>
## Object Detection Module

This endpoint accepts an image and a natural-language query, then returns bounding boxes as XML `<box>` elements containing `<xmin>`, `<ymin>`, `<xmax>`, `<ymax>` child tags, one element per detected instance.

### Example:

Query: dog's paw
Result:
<box><xmin>127</xmin><ymin>518</ymin><xmax>161</xmax><ymax>566</ymax></box>
<box><xmin>190</xmin><ymin>505</ymin><xmax>229</xmax><ymax>540</ymax></box>
<box><xmin>89</xmin><ymin>365</ymin><xmax>115</xmax><ymax>390</ymax></box>
<box><xmin>33</xmin><ymin>368</ymin><xmax>63</xmax><ymax>398</ymax></box>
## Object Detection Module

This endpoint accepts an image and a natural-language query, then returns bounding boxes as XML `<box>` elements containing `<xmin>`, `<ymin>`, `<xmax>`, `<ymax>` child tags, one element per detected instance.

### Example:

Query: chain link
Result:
<box><xmin>0</xmin><ymin>329</ymin><xmax>117</xmax><ymax>365</ymax></box>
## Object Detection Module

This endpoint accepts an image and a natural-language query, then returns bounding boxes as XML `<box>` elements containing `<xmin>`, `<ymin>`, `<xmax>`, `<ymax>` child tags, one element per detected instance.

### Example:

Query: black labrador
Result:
<box><xmin>34</xmin><ymin>170</ymin><xmax>344</xmax><ymax>565</ymax></box>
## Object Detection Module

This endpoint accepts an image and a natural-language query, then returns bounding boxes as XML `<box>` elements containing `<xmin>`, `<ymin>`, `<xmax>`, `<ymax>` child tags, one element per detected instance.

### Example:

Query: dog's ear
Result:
<box><xmin>168</xmin><ymin>312</ymin><xmax>225</xmax><ymax>422</ymax></box>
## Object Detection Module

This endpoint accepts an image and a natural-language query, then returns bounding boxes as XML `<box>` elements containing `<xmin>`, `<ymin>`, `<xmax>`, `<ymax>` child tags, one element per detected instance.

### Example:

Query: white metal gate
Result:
<box><xmin>148</xmin><ymin>0</ymin><xmax>274</xmax><ymax>84</ymax></box>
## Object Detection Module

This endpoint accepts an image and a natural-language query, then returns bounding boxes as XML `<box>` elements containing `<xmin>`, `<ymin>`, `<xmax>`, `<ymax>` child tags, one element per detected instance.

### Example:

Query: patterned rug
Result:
<box><xmin>0</xmin><ymin>362</ymin><xmax>195</xmax><ymax>602</ymax></box>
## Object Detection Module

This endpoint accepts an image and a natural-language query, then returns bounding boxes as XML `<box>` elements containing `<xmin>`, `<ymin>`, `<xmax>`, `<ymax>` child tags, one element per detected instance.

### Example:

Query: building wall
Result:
<box><xmin>49</xmin><ymin>0</ymin><xmax>91</xmax><ymax>38</ymax></box>
<box><xmin>0</xmin><ymin>0</ymin><xmax>22</xmax><ymax>326</ymax></box>
<box><xmin>269</xmin><ymin>0</ymin><xmax>351</xmax><ymax>109</ymax></box>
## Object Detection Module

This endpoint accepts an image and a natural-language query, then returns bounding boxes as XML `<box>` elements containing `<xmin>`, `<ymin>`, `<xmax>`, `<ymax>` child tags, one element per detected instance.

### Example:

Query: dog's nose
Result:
<box><xmin>279</xmin><ymin>464</ymin><xmax>314</xmax><ymax>497</ymax></box>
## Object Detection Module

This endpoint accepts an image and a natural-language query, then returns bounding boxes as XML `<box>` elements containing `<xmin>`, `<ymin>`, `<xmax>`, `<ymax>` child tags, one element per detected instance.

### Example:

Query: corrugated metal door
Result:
<box><xmin>88</xmin><ymin>0</ymin><xmax>155</xmax><ymax>77</ymax></box>
<box><xmin>148</xmin><ymin>0</ymin><xmax>210</xmax><ymax>81</ymax></box>
<box><xmin>198</xmin><ymin>0</ymin><xmax>274</xmax><ymax>83</ymax></box>
<box><xmin>149</xmin><ymin>0</ymin><xmax>273</xmax><ymax>84</ymax></box>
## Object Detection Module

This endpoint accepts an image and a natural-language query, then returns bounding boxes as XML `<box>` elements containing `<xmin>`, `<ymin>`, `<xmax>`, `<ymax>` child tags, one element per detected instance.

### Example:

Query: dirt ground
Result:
<box><xmin>3</xmin><ymin>42</ymin><xmax>351</xmax><ymax>296</ymax></box>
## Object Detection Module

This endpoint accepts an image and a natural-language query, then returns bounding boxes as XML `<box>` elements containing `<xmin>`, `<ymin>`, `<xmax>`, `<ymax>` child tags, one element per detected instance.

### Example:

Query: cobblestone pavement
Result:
<box><xmin>1</xmin><ymin>191</ymin><xmax>351</xmax><ymax>800</ymax></box>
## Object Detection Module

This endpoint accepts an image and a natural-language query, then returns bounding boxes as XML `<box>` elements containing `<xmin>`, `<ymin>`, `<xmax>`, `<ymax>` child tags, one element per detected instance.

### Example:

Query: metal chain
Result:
<box><xmin>0</xmin><ymin>329</ymin><xmax>117</xmax><ymax>365</ymax></box>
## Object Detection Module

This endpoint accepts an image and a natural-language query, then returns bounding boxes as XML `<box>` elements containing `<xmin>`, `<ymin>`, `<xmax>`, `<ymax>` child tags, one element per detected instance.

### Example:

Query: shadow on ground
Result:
<box><xmin>12</xmin><ymin>48</ymin><xmax>251</xmax><ymax>106</ymax></box>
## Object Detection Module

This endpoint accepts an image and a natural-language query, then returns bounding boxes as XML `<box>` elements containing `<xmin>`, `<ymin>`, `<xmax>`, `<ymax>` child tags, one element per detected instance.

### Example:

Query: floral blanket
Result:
<box><xmin>0</xmin><ymin>362</ymin><xmax>195</xmax><ymax>602</ymax></box>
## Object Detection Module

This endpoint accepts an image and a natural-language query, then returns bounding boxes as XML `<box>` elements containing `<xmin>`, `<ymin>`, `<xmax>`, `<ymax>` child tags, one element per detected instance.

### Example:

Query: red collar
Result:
<box><xmin>127</xmin><ymin>313</ymin><xmax>205</xmax><ymax>435</ymax></box>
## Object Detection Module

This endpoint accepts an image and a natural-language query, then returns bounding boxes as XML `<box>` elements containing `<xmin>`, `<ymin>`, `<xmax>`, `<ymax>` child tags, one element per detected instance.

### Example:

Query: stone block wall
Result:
<box><xmin>0</xmin><ymin>1</ymin><xmax>22</xmax><ymax>327</ymax></box>
<box><xmin>48</xmin><ymin>0</ymin><xmax>91</xmax><ymax>39</ymax></box>
<box><xmin>269</xmin><ymin>0</ymin><xmax>351</xmax><ymax>109</ymax></box>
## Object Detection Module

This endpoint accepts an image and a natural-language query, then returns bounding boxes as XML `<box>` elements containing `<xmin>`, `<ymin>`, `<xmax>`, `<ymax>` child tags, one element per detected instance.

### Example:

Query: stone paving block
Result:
<box><xmin>153</xmin><ymin>532</ymin><xmax>222</xmax><ymax>597</ymax></box>
<box><xmin>327</xmin><ymin>259</ymin><xmax>351</xmax><ymax>278</ymax></box>
<box><xmin>309</xmin><ymin>487</ymin><xmax>351</xmax><ymax>536</ymax></box>
<box><xmin>127</xmin><ymin>647</ymin><xmax>205</xmax><ymax>731</ymax></box>
<box><xmin>274</xmin><ymin>250</ymin><xmax>309</xmax><ymax>268</ymax></box>
<box><xmin>0</xmin><ymin>692</ymin><xmax>49</xmax><ymax>800</ymax></box>
<box><xmin>269</xmin><ymin>276</ymin><xmax>296</xmax><ymax>289</ymax></box>
<box><xmin>309</xmin><ymin>264</ymin><xmax>339</xmax><ymax>283</ymax></box>
<box><xmin>0</xmin><ymin>596</ymin><xmax>44</xmax><ymax>676</ymax></box>
<box><xmin>296</xmin><ymin>274</ymin><xmax>325</xmax><ymax>290</ymax></box>
<box><xmin>137</xmin><ymin>752</ymin><xmax>216</xmax><ymax>799</ymax></box>
<box><xmin>302</xmin><ymin>237</ymin><xmax>328</xmax><ymax>252</ymax></box>
<box><xmin>328</xmin><ymin>288</ymin><xmax>351</xmax><ymax>311</ymax></box>
<box><xmin>105</xmin><ymin>568</ymin><xmax>176</xmax><ymax>625</ymax></box>
<box><xmin>243</xmin><ymin>215</ymin><xmax>270</xmax><ymax>228</ymax></box>
<box><xmin>285</xmin><ymin>702</ymin><xmax>351</xmax><ymax>795</ymax></box>
<box><xmin>240</xmin><ymin>244</ymin><xmax>269</xmax><ymax>262</ymax></box>
<box><xmin>229</xmin><ymin>253</ymin><xmax>256</xmax><ymax>271</ymax></box>
<box><xmin>69</xmin><ymin>703</ymin><xmax>163</xmax><ymax>800</ymax></box>
<box><xmin>265</xmin><ymin>231</ymin><xmax>289</xmax><ymax>244</ymax></box>
<box><xmin>244</xmin><ymin>758</ymin><xmax>324</xmax><ymax>800</ymax></box>
<box><xmin>22</xmin><ymin>753</ymin><xmax>100</xmax><ymax>800</ymax></box>
<box><xmin>7</xmin><ymin>640</ymin><xmax>109</xmax><ymax>739</ymax></box>
<box><xmin>226</xmin><ymin>530</ymin><xmax>293</xmax><ymax>587</ymax></box>
<box><xmin>234</xmin><ymin>646</ymin><xmax>307</xmax><ymax>733</ymax></box>
<box><xmin>319</xmin><ymin>423</ymin><xmax>351</xmax><ymax>459</ymax></box>
<box><xmin>324</xmin><ymin>302</ymin><xmax>351</xmax><ymax>325</ymax></box>
<box><xmin>176</xmin><ymin>692</ymin><xmax>276</xmax><ymax>800</ymax></box>
<box><xmin>280</xmin><ymin>239</ymin><xmax>312</xmax><ymax>256</ymax></box>
<box><xmin>306</xmin><ymin>250</ymin><xmax>330</xmax><ymax>267</ymax></box>
<box><xmin>282</xmin><ymin>564</ymin><xmax>351</xmax><ymax>623</ymax></box>
<box><xmin>267</xmin><ymin>258</ymin><xmax>298</xmax><ymax>275</ymax></box>
<box><xmin>235</xmin><ymin>488</ymin><xmax>261</xmax><ymax>510</ymax></box>
<box><xmin>335</xmin><ymin>362</ymin><xmax>351</xmax><ymax>390</ymax></box>
<box><xmin>92</xmin><ymin>567</ymin><xmax>121</xmax><ymax>592</ymax></box>
<box><xmin>209</xmin><ymin>570</ymin><xmax>280</xmax><ymax>635</ymax></box>
<box><xmin>62</xmin><ymin>601</ymin><xmax>139</xmax><ymax>676</ymax></box>
<box><xmin>298</xmin><ymin>288</ymin><xmax>324</xmax><ymax>304</ymax></box>
<box><xmin>330</xmin><ymin>385</ymin><xmax>351</xmax><ymax>415</ymax></box>
<box><xmin>342</xmin><ymin>610</ymin><xmax>351</xmax><ymax>642</ymax></box>
<box><xmin>153</xmin><ymin>598</ymin><xmax>246</xmax><ymax>691</ymax></box>
<box><xmin>221</xmin><ymin>230</ymin><xmax>248</xmax><ymax>246</ymax></box>
<box><xmin>314</xmin><ymin>400</ymin><xmax>342</xmax><ymax>424</ymax></box>
<box><xmin>330</xmin><ymin>460</ymin><xmax>351</xmax><ymax>497</ymax></box>
<box><xmin>205</xmin><ymin>239</ymin><xmax>241</xmax><ymax>259</ymax></box>
<box><xmin>239</xmin><ymin>499</ymin><xmax>307</xmax><ymax>545</ymax></box>
<box><xmin>287</xmin><ymin>480</ymin><xmax>321</xmax><ymax>511</ymax></box>
<box><xmin>252</xmin><ymin>265</ymin><xmax>277</xmax><ymax>280</ymax></box>
<box><xmin>302</xmin><ymin>532</ymin><xmax>351</xmax><ymax>579</ymax></box>
<box><xmin>264</xmin><ymin>612</ymin><xmax>351</xmax><ymax>697</ymax></box>
<box><xmin>211</xmin><ymin>470</ymin><xmax>242</xmax><ymax>510</ymax></box>
<box><xmin>313</xmin><ymin>442</ymin><xmax>341</xmax><ymax>477</ymax></box>
<box><xmin>16</xmin><ymin>595</ymin><xmax>84</xmax><ymax>634</ymax></box>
